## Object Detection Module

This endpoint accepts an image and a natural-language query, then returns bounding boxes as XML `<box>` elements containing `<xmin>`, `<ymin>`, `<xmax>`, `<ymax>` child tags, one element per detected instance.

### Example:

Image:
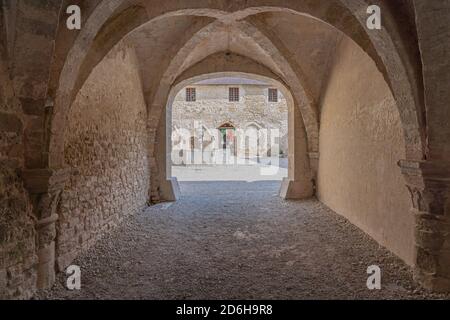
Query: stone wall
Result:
<box><xmin>55</xmin><ymin>43</ymin><xmax>150</xmax><ymax>271</ymax></box>
<box><xmin>0</xmin><ymin>58</ymin><xmax>36</xmax><ymax>299</ymax></box>
<box><xmin>317</xmin><ymin>37</ymin><xmax>414</xmax><ymax>265</ymax></box>
<box><xmin>172</xmin><ymin>84</ymin><xmax>288</xmax><ymax>162</ymax></box>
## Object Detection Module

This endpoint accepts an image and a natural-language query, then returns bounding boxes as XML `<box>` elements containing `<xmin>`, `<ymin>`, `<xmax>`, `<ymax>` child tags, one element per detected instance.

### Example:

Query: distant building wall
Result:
<box><xmin>172</xmin><ymin>83</ymin><xmax>288</xmax><ymax>165</ymax></box>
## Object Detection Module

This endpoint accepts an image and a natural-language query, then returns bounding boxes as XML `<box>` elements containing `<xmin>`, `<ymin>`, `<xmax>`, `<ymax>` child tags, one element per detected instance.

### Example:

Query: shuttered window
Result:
<box><xmin>229</xmin><ymin>87</ymin><xmax>240</xmax><ymax>102</ymax></box>
<box><xmin>268</xmin><ymin>88</ymin><xmax>278</xmax><ymax>102</ymax></box>
<box><xmin>186</xmin><ymin>88</ymin><xmax>196</xmax><ymax>102</ymax></box>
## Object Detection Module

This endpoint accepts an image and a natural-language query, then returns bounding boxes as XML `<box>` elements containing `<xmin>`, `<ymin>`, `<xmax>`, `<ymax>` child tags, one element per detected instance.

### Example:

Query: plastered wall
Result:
<box><xmin>317</xmin><ymin>37</ymin><xmax>414</xmax><ymax>265</ymax></box>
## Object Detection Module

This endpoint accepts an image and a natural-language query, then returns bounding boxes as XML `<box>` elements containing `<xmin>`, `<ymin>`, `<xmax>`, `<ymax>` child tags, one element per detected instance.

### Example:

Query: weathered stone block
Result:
<box><xmin>279</xmin><ymin>177</ymin><xmax>313</xmax><ymax>200</ymax></box>
<box><xmin>0</xmin><ymin>112</ymin><xmax>23</xmax><ymax>133</ymax></box>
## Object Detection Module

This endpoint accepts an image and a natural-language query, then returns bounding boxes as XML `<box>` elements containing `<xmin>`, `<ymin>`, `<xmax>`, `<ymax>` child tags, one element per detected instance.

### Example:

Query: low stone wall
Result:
<box><xmin>55</xmin><ymin>43</ymin><xmax>150</xmax><ymax>271</ymax></box>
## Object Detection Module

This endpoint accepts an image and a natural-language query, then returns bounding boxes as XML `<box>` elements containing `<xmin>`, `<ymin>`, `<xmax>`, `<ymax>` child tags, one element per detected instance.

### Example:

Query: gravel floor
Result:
<box><xmin>38</xmin><ymin>181</ymin><xmax>449</xmax><ymax>300</ymax></box>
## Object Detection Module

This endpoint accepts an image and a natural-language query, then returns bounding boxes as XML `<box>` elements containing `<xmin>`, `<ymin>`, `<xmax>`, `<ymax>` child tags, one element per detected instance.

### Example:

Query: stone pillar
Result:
<box><xmin>152</xmin><ymin>103</ymin><xmax>180</xmax><ymax>202</ymax></box>
<box><xmin>399</xmin><ymin>160</ymin><xmax>450</xmax><ymax>292</ymax></box>
<box><xmin>22</xmin><ymin>168</ymin><xmax>70</xmax><ymax>289</ymax></box>
<box><xmin>280</xmin><ymin>102</ymin><xmax>314</xmax><ymax>199</ymax></box>
<box><xmin>308</xmin><ymin>152</ymin><xmax>319</xmax><ymax>181</ymax></box>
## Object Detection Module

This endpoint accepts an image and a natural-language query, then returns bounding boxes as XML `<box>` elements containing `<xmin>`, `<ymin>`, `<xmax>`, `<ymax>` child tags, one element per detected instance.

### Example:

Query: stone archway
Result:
<box><xmin>42</xmin><ymin>8</ymin><xmax>426</xmax><ymax>271</ymax></box>
<box><xmin>243</xmin><ymin>122</ymin><xmax>261</xmax><ymax>160</ymax></box>
<box><xmin>217</xmin><ymin>122</ymin><xmax>237</xmax><ymax>160</ymax></box>
<box><xmin>159</xmin><ymin>69</ymin><xmax>313</xmax><ymax>202</ymax></box>
<box><xmin>48</xmin><ymin>0</ymin><xmax>424</xmax><ymax>174</ymax></box>
<box><xmin>146</xmin><ymin>19</ymin><xmax>319</xmax><ymax>161</ymax></box>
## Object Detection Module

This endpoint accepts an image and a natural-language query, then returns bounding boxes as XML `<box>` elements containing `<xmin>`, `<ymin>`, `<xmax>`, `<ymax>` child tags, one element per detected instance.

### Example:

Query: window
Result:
<box><xmin>268</xmin><ymin>88</ymin><xmax>278</xmax><ymax>102</ymax></box>
<box><xmin>229</xmin><ymin>87</ymin><xmax>240</xmax><ymax>102</ymax></box>
<box><xmin>186</xmin><ymin>88</ymin><xmax>196</xmax><ymax>102</ymax></box>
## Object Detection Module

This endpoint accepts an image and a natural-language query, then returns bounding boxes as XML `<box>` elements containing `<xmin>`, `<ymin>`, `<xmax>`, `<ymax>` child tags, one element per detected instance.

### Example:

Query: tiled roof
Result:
<box><xmin>194</xmin><ymin>77</ymin><xmax>270</xmax><ymax>86</ymax></box>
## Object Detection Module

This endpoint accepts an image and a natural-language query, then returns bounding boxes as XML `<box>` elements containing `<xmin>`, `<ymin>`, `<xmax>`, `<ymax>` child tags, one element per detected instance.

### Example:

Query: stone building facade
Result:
<box><xmin>171</xmin><ymin>78</ymin><xmax>288</xmax><ymax>165</ymax></box>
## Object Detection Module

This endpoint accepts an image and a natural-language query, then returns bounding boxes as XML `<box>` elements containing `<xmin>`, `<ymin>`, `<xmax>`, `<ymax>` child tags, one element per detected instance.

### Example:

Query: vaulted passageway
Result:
<box><xmin>1</xmin><ymin>1</ymin><xmax>449</xmax><ymax>299</ymax></box>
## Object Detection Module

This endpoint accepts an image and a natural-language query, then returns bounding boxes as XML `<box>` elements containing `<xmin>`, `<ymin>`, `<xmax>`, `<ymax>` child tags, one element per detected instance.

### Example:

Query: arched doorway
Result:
<box><xmin>217</xmin><ymin>122</ymin><xmax>237</xmax><ymax>163</ymax></box>
<box><xmin>243</xmin><ymin>122</ymin><xmax>263</xmax><ymax>162</ymax></box>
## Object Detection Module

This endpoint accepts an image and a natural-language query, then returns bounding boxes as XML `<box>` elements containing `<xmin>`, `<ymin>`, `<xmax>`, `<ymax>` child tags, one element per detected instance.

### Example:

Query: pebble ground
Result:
<box><xmin>39</xmin><ymin>181</ymin><xmax>449</xmax><ymax>300</ymax></box>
